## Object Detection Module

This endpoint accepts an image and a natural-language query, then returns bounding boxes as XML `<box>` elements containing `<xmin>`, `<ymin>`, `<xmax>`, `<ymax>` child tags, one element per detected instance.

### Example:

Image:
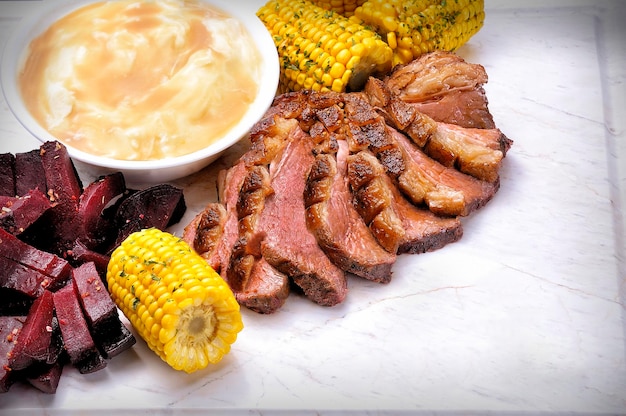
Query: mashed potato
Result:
<box><xmin>19</xmin><ymin>0</ymin><xmax>262</xmax><ymax>161</ymax></box>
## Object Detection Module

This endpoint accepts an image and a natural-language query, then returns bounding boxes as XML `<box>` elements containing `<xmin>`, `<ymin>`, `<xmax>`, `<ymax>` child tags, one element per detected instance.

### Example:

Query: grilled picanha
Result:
<box><xmin>183</xmin><ymin>51</ymin><xmax>513</xmax><ymax>313</ymax></box>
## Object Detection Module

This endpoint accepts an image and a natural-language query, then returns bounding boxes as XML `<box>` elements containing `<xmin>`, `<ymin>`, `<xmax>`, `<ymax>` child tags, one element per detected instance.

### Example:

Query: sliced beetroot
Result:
<box><xmin>39</xmin><ymin>141</ymin><xmax>82</xmax><ymax>207</ymax></box>
<box><xmin>0</xmin><ymin>153</ymin><xmax>16</xmax><ymax>197</ymax></box>
<box><xmin>72</xmin><ymin>262</ymin><xmax>116</xmax><ymax>328</ymax></box>
<box><xmin>78</xmin><ymin>172</ymin><xmax>126</xmax><ymax>250</ymax></box>
<box><xmin>0</xmin><ymin>315</ymin><xmax>25</xmax><ymax>393</ymax></box>
<box><xmin>14</xmin><ymin>149</ymin><xmax>47</xmax><ymax>197</ymax></box>
<box><xmin>0</xmin><ymin>256</ymin><xmax>56</xmax><ymax>298</ymax></box>
<box><xmin>110</xmin><ymin>184</ymin><xmax>186</xmax><ymax>251</ymax></box>
<box><xmin>98</xmin><ymin>323</ymin><xmax>136</xmax><ymax>359</ymax></box>
<box><xmin>0</xmin><ymin>188</ymin><xmax>54</xmax><ymax>235</ymax></box>
<box><xmin>0</xmin><ymin>227</ymin><xmax>71</xmax><ymax>286</ymax></box>
<box><xmin>72</xmin><ymin>262</ymin><xmax>136</xmax><ymax>358</ymax></box>
<box><xmin>24</xmin><ymin>361</ymin><xmax>63</xmax><ymax>394</ymax></box>
<box><xmin>52</xmin><ymin>283</ymin><xmax>106</xmax><ymax>374</ymax></box>
<box><xmin>66</xmin><ymin>239</ymin><xmax>111</xmax><ymax>280</ymax></box>
<box><xmin>9</xmin><ymin>290</ymin><xmax>55</xmax><ymax>370</ymax></box>
<box><xmin>37</xmin><ymin>141</ymin><xmax>83</xmax><ymax>255</ymax></box>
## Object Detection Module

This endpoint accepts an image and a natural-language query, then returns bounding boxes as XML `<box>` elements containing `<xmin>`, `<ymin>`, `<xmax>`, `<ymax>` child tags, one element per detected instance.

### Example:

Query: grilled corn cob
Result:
<box><xmin>310</xmin><ymin>0</ymin><xmax>367</xmax><ymax>17</ymax></box>
<box><xmin>257</xmin><ymin>0</ymin><xmax>393</xmax><ymax>93</ymax></box>
<box><xmin>106</xmin><ymin>228</ymin><xmax>243</xmax><ymax>373</ymax></box>
<box><xmin>352</xmin><ymin>0</ymin><xmax>485</xmax><ymax>66</ymax></box>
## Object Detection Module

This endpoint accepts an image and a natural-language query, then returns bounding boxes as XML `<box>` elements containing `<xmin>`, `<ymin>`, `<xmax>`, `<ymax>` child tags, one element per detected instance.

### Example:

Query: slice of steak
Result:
<box><xmin>348</xmin><ymin>150</ymin><xmax>463</xmax><ymax>254</ymax></box>
<box><xmin>183</xmin><ymin>202</ymin><xmax>228</xmax><ymax>271</ymax></box>
<box><xmin>257</xmin><ymin>127</ymin><xmax>347</xmax><ymax>307</ymax></box>
<box><xmin>346</xmin><ymin>151</ymin><xmax>407</xmax><ymax>254</ymax></box>
<box><xmin>234</xmin><ymin>257</ymin><xmax>289</xmax><ymax>314</ymax></box>
<box><xmin>0</xmin><ymin>316</ymin><xmax>25</xmax><ymax>393</ymax></box>
<box><xmin>305</xmin><ymin>140</ymin><xmax>396</xmax><ymax>283</ymax></box>
<box><xmin>410</xmin><ymin>88</ymin><xmax>496</xmax><ymax>129</ymax></box>
<box><xmin>53</xmin><ymin>283</ymin><xmax>107</xmax><ymax>374</ymax></box>
<box><xmin>243</xmin><ymin>115</ymin><xmax>300</xmax><ymax>166</ymax></box>
<box><xmin>385</xmin><ymin>126</ymin><xmax>499</xmax><ymax>217</ymax></box>
<box><xmin>8</xmin><ymin>290</ymin><xmax>56</xmax><ymax>371</ymax></box>
<box><xmin>365</xmin><ymin>77</ymin><xmax>509</xmax><ymax>183</ymax></box>
<box><xmin>14</xmin><ymin>149</ymin><xmax>47</xmax><ymax>197</ymax></box>
<box><xmin>0</xmin><ymin>153</ymin><xmax>16</xmax><ymax>197</ymax></box>
<box><xmin>210</xmin><ymin>161</ymin><xmax>249</xmax><ymax>275</ymax></box>
<box><xmin>0</xmin><ymin>188</ymin><xmax>54</xmax><ymax>235</ymax></box>
<box><xmin>225</xmin><ymin>164</ymin><xmax>289</xmax><ymax>313</ymax></box>
<box><xmin>384</xmin><ymin>51</ymin><xmax>495</xmax><ymax>129</ymax></box>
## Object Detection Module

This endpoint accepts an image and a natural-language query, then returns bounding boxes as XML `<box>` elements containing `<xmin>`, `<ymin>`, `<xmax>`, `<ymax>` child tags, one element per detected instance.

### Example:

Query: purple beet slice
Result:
<box><xmin>78</xmin><ymin>172</ymin><xmax>126</xmax><ymax>250</ymax></box>
<box><xmin>24</xmin><ymin>361</ymin><xmax>63</xmax><ymax>394</ymax></box>
<box><xmin>14</xmin><ymin>149</ymin><xmax>47</xmax><ymax>197</ymax></box>
<box><xmin>67</xmin><ymin>239</ymin><xmax>111</xmax><ymax>281</ymax></box>
<box><xmin>109</xmin><ymin>184</ymin><xmax>186</xmax><ymax>251</ymax></box>
<box><xmin>0</xmin><ymin>227</ymin><xmax>71</xmax><ymax>286</ymax></box>
<box><xmin>0</xmin><ymin>153</ymin><xmax>16</xmax><ymax>197</ymax></box>
<box><xmin>0</xmin><ymin>256</ymin><xmax>56</xmax><ymax>298</ymax></box>
<box><xmin>0</xmin><ymin>315</ymin><xmax>25</xmax><ymax>392</ymax></box>
<box><xmin>72</xmin><ymin>262</ymin><xmax>136</xmax><ymax>358</ymax></box>
<box><xmin>53</xmin><ymin>284</ymin><xmax>106</xmax><ymax>374</ymax></box>
<box><xmin>9</xmin><ymin>290</ymin><xmax>56</xmax><ymax>370</ymax></box>
<box><xmin>0</xmin><ymin>188</ymin><xmax>54</xmax><ymax>235</ymax></box>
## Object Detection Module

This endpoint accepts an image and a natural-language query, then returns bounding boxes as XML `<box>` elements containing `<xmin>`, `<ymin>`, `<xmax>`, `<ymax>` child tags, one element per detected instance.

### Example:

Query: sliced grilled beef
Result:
<box><xmin>384</xmin><ymin>51</ymin><xmax>495</xmax><ymax>129</ymax></box>
<box><xmin>183</xmin><ymin>202</ymin><xmax>228</xmax><ymax>271</ymax></box>
<box><xmin>305</xmin><ymin>140</ymin><xmax>396</xmax><ymax>283</ymax></box>
<box><xmin>388</xmin><ymin>126</ymin><xmax>499</xmax><ymax>217</ymax></box>
<box><xmin>346</xmin><ymin>147</ymin><xmax>406</xmax><ymax>254</ymax></box>
<box><xmin>257</xmin><ymin>127</ymin><xmax>347</xmax><ymax>307</ymax></box>
<box><xmin>365</xmin><ymin>76</ymin><xmax>511</xmax><ymax>183</ymax></box>
<box><xmin>347</xmin><ymin>150</ymin><xmax>463</xmax><ymax>254</ymax></box>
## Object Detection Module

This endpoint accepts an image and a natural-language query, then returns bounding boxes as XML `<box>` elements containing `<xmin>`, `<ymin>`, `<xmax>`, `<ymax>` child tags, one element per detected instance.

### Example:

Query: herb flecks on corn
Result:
<box><xmin>352</xmin><ymin>0</ymin><xmax>485</xmax><ymax>66</ymax></box>
<box><xmin>310</xmin><ymin>0</ymin><xmax>367</xmax><ymax>17</ymax></box>
<box><xmin>106</xmin><ymin>228</ymin><xmax>243</xmax><ymax>373</ymax></box>
<box><xmin>257</xmin><ymin>0</ymin><xmax>393</xmax><ymax>93</ymax></box>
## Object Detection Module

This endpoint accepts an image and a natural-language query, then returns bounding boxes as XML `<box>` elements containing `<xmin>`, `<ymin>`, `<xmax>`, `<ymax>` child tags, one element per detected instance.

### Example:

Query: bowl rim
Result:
<box><xmin>0</xmin><ymin>0</ymin><xmax>279</xmax><ymax>172</ymax></box>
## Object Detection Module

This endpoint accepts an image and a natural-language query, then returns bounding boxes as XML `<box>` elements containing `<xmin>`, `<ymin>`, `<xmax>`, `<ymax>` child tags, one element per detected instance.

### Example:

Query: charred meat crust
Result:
<box><xmin>184</xmin><ymin>51</ymin><xmax>512</xmax><ymax>313</ymax></box>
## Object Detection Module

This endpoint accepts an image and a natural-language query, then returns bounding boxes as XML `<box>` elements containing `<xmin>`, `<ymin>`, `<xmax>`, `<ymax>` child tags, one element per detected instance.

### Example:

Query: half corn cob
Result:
<box><xmin>310</xmin><ymin>0</ymin><xmax>367</xmax><ymax>17</ymax></box>
<box><xmin>106</xmin><ymin>228</ymin><xmax>243</xmax><ymax>373</ymax></box>
<box><xmin>352</xmin><ymin>0</ymin><xmax>485</xmax><ymax>66</ymax></box>
<box><xmin>257</xmin><ymin>0</ymin><xmax>393</xmax><ymax>93</ymax></box>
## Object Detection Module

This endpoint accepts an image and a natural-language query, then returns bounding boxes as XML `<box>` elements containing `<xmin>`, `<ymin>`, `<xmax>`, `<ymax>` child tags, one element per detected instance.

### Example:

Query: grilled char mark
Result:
<box><xmin>227</xmin><ymin>166</ymin><xmax>273</xmax><ymax>293</ymax></box>
<box><xmin>244</xmin><ymin>115</ymin><xmax>300</xmax><ymax>166</ymax></box>
<box><xmin>347</xmin><ymin>150</ymin><xmax>463</xmax><ymax>254</ymax></box>
<box><xmin>365</xmin><ymin>77</ymin><xmax>508</xmax><ymax>183</ymax></box>
<box><xmin>305</xmin><ymin>141</ymin><xmax>396</xmax><ymax>283</ymax></box>
<box><xmin>211</xmin><ymin>161</ymin><xmax>250</xmax><ymax>276</ymax></box>
<box><xmin>347</xmin><ymin>150</ymin><xmax>405</xmax><ymax>254</ymax></box>
<box><xmin>389</xmin><ymin>126</ymin><xmax>499</xmax><ymax>217</ymax></box>
<box><xmin>182</xmin><ymin>202</ymin><xmax>226</xmax><ymax>270</ymax></box>
<box><xmin>259</xmin><ymin>127</ymin><xmax>347</xmax><ymax>307</ymax></box>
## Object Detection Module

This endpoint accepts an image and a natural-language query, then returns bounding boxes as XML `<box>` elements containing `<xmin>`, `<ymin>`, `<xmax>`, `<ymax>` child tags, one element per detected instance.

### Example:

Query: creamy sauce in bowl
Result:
<box><xmin>18</xmin><ymin>0</ymin><xmax>262</xmax><ymax>161</ymax></box>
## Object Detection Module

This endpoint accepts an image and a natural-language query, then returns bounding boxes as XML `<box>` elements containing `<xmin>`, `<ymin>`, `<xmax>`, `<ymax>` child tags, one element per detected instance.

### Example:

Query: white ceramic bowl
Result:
<box><xmin>1</xmin><ymin>0</ymin><xmax>279</xmax><ymax>185</ymax></box>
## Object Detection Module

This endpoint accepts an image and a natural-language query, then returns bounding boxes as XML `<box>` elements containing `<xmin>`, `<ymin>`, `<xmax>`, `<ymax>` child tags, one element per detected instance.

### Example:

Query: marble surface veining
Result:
<box><xmin>0</xmin><ymin>0</ymin><xmax>624</xmax><ymax>414</ymax></box>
